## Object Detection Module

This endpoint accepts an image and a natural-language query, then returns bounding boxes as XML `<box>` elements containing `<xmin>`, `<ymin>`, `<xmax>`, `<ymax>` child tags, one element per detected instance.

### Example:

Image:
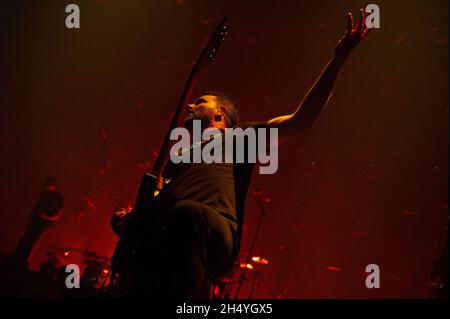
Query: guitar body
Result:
<box><xmin>110</xmin><ymin>173</ymin><xmax>159</xmax><ymax>280</ymax></box>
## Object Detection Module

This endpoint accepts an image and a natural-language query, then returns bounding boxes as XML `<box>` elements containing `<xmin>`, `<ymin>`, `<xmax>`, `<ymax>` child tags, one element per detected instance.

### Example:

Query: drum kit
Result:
<box><xmin>210</xmin><ymin>188</ymin><xmax>273</xmax><ymax>299</ymax></box>
<box><xmin>46</xmin><ymin>245</ymin><xmax>273</xmax><ymax>298</ymax></box>
<box><xmin>44</xmin><ymin>246</ymin><xmax>111</xmax><ymax>290</ymax></box>
<box><xmin>211</xmin><ymin>254</ymin><xmax>271</xmax><ymax>299</ymax></box>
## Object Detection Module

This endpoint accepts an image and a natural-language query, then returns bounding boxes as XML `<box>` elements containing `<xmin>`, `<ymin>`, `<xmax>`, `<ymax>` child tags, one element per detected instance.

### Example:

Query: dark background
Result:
<box><xmin>0</xmin><ymin>0</ymin><xmax>448</xmax><ymax>298</ymax></box>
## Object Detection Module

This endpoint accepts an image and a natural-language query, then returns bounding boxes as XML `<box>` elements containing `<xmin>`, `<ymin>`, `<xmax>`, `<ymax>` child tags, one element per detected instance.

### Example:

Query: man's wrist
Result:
<box><xmin>331</xmin><ymin>51</ymin><xmax>349</xmax><ymax>68</ymax></box>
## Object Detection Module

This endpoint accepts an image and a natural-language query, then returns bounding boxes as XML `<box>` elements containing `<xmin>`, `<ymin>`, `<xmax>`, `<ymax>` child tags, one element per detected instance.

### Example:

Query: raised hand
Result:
<box><xmin>335</xmin><ymin>8</ymin><xmax>371</xmax><ymax>63</ymax></box>
<box><xmin>110</xmin><ymin>208</ymin><xmax>132</xmax><ymax>236</ymax></box>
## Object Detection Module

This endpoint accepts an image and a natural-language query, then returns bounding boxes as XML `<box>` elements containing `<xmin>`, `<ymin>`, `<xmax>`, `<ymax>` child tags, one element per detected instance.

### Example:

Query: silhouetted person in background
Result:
<box><xmin>8</xmin><ymin>177</ymin><xmax>64</xmax><ymax>269</ymax></box>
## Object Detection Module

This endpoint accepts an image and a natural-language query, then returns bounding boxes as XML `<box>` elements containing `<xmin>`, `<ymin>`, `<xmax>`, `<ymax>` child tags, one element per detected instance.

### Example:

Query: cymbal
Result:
<box><xmin>237</xmin><ymin>253</ymin><xmax>279</xmax><ymax>263</ymax></box>
<box><xmin>49</xmin><ymin>246</ymin><xmax>110</xmax><ymax>261</ymax></box>
<box><xmin>46</xmin><ymin>250</ymin><xmax>70</xmax><ymax>259</ymax></box>
<box><xmin>239</xmin><ymin>262</ymin><xmax>254</xmax><ymax>270</ymax></box>
<box><xmin>251</xmin><ymin>256</ymin><xmax>269</xmax><ymax>265</ymax></box>
<box><xmin>215</xmin><ymin>277</ymin><xmax>233</xmax><ymax>283</ymax></box>
<box><xmin>50</xmin><ymin>246</ymin><xmax>90</xmax><ymax>254</ymax></box>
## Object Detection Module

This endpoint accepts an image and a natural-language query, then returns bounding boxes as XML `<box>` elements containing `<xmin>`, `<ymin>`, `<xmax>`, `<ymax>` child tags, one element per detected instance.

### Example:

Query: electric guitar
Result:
<box><xmin>110</xmin><ymin>17</ymin><xmax>229</xmax><ymax>292</ymax></box>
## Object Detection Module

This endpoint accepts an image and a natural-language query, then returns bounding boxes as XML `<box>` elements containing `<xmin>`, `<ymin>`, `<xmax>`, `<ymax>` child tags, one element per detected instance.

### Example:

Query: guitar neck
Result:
<box><xmin>150</xmin><ymin>17</ymin><xmax>229</xmax><ymax>179</ymax></box>
<box><xmin>150</xmin><ymin>64</ymin><xmax>199</xmax><ymax>178</ymax></box>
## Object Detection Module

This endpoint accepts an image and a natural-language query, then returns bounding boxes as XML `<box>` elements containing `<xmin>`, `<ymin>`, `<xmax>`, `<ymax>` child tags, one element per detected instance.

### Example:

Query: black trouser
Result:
<box><xmin>130</xmin><ymin>200</ymin><xmax>238</xmax><ymax>299</ymax></box>
<box><xmin>10</xmin><ymin>218</ymin><xmax>54</xmax><ymax>268</ymax></box>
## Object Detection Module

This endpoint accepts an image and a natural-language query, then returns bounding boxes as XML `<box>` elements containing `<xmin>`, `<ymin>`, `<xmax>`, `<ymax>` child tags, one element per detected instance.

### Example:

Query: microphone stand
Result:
<box><xmin>233</xmin><ymin>188</ymin><xmax>269</xmax><ymax>299</ymax></box>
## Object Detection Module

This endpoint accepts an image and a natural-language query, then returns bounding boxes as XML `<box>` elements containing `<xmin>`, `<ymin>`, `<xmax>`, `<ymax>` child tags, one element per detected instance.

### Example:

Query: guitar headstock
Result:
<box><xmin>207</xmin><ymin>18</ymin><xmax>229</xmax><ymax>62</ymax></box>
<box><xmin>195</xmin><ymin>17</ymin><xmax>229</xmax><ymax>68</ymax></box>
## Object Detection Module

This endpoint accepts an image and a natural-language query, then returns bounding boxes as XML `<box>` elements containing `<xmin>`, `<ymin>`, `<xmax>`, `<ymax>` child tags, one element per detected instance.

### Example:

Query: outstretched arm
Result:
<box><xmin>267</xmin><ymin>9</ymin><xmax>371</xmax><ymax>138</ymax></box>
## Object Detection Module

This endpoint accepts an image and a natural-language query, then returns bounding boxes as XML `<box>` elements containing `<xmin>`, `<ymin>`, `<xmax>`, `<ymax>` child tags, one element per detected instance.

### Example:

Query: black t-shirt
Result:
<box><xmin>161</xmin><ymin>121</ymin><xmax>267</xmax><ymax>227</ymax></box>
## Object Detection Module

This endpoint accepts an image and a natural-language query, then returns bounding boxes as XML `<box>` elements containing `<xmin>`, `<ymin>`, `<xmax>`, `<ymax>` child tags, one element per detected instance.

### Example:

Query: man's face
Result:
<box><xmin>184</xmin><ymin>95</ymin><xmax>219</xmax><ymax>130</ymax></box>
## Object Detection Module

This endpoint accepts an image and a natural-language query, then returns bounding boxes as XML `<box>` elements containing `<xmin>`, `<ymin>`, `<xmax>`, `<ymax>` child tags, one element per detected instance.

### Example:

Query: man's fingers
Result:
<box><xmin>361</xmin><ymin>26</ymin><xmax>372</xmax><ymax>39</ymax></box>
<box><xmin>357</xmin><ymin>8</ymin><xmax>364</xmax><ymax>34</ymax></box>
<box><xmin>114</xmin><ymin>210</ymin><xmax>127</xmax><ymax>218</ymax></box>
<box><xmin>346</xmin><ymin>12</ymin><xmax>353</xmax><ymax>35</ymax></box>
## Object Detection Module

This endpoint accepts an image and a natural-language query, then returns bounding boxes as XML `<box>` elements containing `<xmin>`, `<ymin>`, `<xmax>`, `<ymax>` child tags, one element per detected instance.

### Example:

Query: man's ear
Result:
<box><xmin>213</xmin><ymin>107</ymin><xmax>224</xmax><ymax>122</ymax></box>
<box><xmin>215</xmin><ymin>107</ymin><xmax>225</xmax><ymax>116</ymax></box>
